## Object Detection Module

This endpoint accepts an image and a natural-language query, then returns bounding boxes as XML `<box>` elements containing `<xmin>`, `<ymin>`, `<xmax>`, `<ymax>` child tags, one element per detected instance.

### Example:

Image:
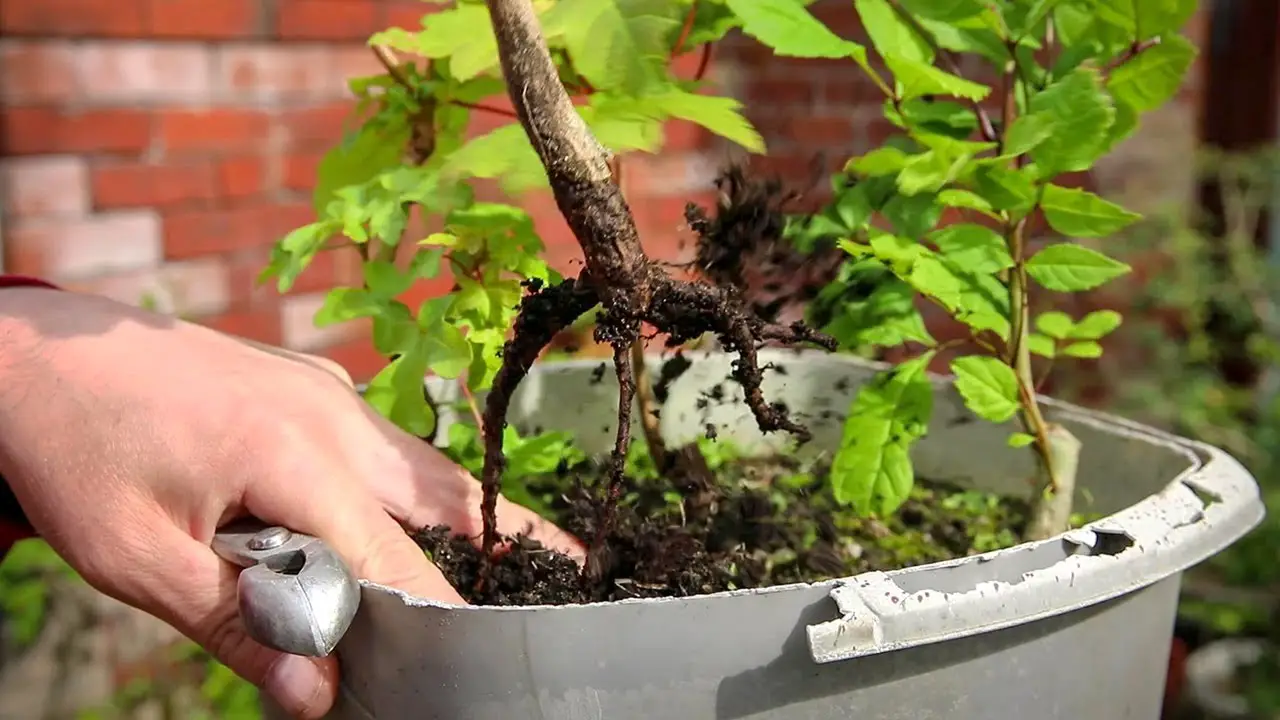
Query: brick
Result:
<box><xmin>217</xmin><ymin>156</ymin><xmax>271</xmax><ymax>199</ymax></box>
<box><xmin>281</xmin><ymin>291</ymin><xmax>364</xmax><ymax>352</ymax></box>
<box><xmin>276</xmin><ymin>0</ymin><xmax>379</xmax><ymax>41</ymax></box>
<box><xmin>0</xmin><ymin>41</ymin><xmax>80</xmax><ymax>103</ymax></box>
<box><xmin>282</xmin><ymin>151</ymin><xmax>322</xmax><ymax>190</ymax></box>
<box><xmin>64</xmin><ymin>257</ymin><xmax>231</xmax><ymax>317</ymax></box>
<box><xmin>788</xmin><ymin>115</ymin><xmax>857</xmax><ymax>147</ymax></box>
<box><xmin>146</xmin><ymin>0</ymin><xmax>259</xmax><ymax>39</ymax></box>
<box><xmin>216</xmin><ymin>46</ymin><xmax>338</xmax><ymax>102</ymax></box>
<box><xmin>277</xmin><ymin>102</ymin><xmax>357</xmax><ymax>150</ymax></box>
<box><xmin>0</xmin><ymin>108</ymin><xmax>152</xmax><ymax>156</ymax></box>
<box><xmin>662</xmin><ymin>118</ymin><xmax>709</xmax><ymax>153</ymax></box>
<box><xmin>76</xmin><ymin>43</ymin><xmax>213</xmax><ymax>105</ymax></box>
<box><xmin>746</xmin><ymin>78</ymin><xmax>815</xmax><ymax>108</ymax></box>
<box><xmin>91</xmin><ymin>160</ymin><xmax>217</xmax><ymax>210</ymax></box>
<box><xmin>0</xmin><ymin>156</ymin><xmax>90</xmax><ymax>218</ymax></box>
<box><xmin>381</xmin><ymin>2</ymin><xmax>436</xmax><ymax>32</ymax></box>
<box><xmin>163</xmin><ymin>202</ymin><xmax>313</xmax><ymax>259</ymax></box>
<box><xmin>329</xmin><ymin>46</ymin><xmax>387</xmax><ymax>92</ymax></box>
<box><xmin>5</xmin><ymin>211</ymin><xmax>162</xmax><ymax>280</ymax></box>
<box><xmin>820</xmin><ymin>74</ymin><xmax>886</xmax><ymax>108</ymax></box>
<box><xmin>205</xmin><ymin>307</ymin><xmax>284</xmax><ymax>346</ymax></box>
<box><xmin>157</xmin><ymin>109</ymin><xmax>271</xmax><ymax>154</ymax></box>
<box><xmin>0</xmin><ymin>0</ymin><xmax>145</xmax><ymax>36</ymax></box>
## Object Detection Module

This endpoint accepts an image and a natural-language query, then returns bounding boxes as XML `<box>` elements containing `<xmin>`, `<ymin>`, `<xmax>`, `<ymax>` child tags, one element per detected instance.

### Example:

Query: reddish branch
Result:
<box><xmin>477</xmin><ymin>0</ymin><xmax>835</xmax><ymax>576</ymax></box>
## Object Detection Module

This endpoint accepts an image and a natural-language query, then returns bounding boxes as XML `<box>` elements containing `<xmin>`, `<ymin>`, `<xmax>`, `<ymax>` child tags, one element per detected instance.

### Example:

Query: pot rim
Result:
<box><xmin>357</xmin><ymin>350</ymin><xmax>1265</xmax><ymax>663</ymax></box>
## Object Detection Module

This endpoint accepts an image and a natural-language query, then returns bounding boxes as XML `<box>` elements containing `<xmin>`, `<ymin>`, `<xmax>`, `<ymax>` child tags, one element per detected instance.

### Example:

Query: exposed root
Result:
<box><xmin>479</xmin><ymin>277</ymin><xmax>599</xmax><ymax>558</ymax></box>
<box><xmin>585</xmin><ymin>343</ymin><xmax>637</xmax><ymax>580</ymax></box>
<box><xmin>477</xmin><ymin>0</ymin><xmax>839</xmax><ymax>578</ymax></box>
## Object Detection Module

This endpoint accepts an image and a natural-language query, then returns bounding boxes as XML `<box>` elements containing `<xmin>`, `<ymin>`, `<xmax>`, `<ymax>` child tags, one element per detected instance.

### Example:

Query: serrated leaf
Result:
<box><xmin>1061</xmin><ymin>341</ymin><xmax>1103</xmax><ymax>358</ymax></box>
<box><xmin>363</xmin><ymin>260</ymin><xmax>415</xmax><ymax>298</ymax></box>
<box><xmin>972</xmin><ymin>165</ymin><xmax>1037</xmax><ymax>213</ymax></box>
<box><xmin>1007</xmin><ymin>431</ymin><xmax>1037</xmax><ymax>448</ymax></box>
<box><xmin>848</xmin><ymin>146</ymin><xmax>911</xmax><ymax>176</ymax></box>
<box><xmin>1132</xmin><ymin>0</ymin><xmax>1198</xmax><ymax>39</ymax></box>
<box><xmin>370</xmin><ymin>5</ymin><xmax>499</xmax><ymax>81</ymax></box>
<box><xmin>855</xmin><ymin>0</ymin><xmax>932</xmax><ymax>63</ymax></box>
<box><xmin>650</xmin><ymin>90</ymin><xmax>765</xmax><ymax>152</ymax></box>
<box><xmin>937</xmin><ymin>188</ymin><xmax>996</xmax><ymax>216</ymax></box>
<box><xmin>896</xmin><ymin>151</ymin><xmax>960</xmax><ymax>195</ymax></box>
<box><xmin>1003</xmin><ymin>112</ymin><xmax>1056</xmax><ymax>156</ymax></box>
<box><xmin>951</xmin><ymin>355</ymin><xmax>1020</xmax><ymax>423</ymax></box>
<box><xmin>1070</xmin><ymin>310</ymin><xmax>1123</xmax><ymax>339</ymax></box>
<box><xmin>1040</xmin><ymin>184</ymin><xmax>1142</xmax><ymax>237</ymax></box>
<box><xmin>830</xmin><ymin>351</ymin><xmax>936</xmax><ymax>515</ymax></box>
<box><xmin>882</xmin><ymin>192</ymin><xmax>943</xmax><ymax>238</ymax></box>
<box><xmin>544</xmin><ymin>0</ymin><xmax>677</xmax><ymax>94</ymax></box>
<box><xmin>825</xmin><ymin>280</ymin><xmax>936</xmax><ymax>348</ymax></box>
<box><xmin>1034</xmin><ymin>310</ymin><xmax>1074</xmax><ymax>339</ymax></box>
<box><xmin>1107</xmin><ymin>35</ymin><xmax>1197</xmax><ymax>113</ymax></box>
<box><xmin>899</xmin><ymin>0</ymin><xmax>987</xmax><ymax>22</ymax></box>
<box><xmin>313</xmin><ymin>125</ymin><xmax>406</xmax><ymax>216</ymax></box>
<box><xmin>930</xmin><ymin>223</ymin><xmax>1013</xmax><ymax>273</ymax></box>
<box><xmin>364</xmin><ymin>353</ymin><xmax>435</xmax><ymax>437</ymax></box>
<box><xmin>1025</xmin><ymin>244</ymin><xmax>1132</xmax><ymax>291</ymax></box>
<box><xmin>725</xmin><ymin>0</ymin><xmax>866</xmax><ymax>59</ymax></box>
<box><xmin>442</xmin><ymin>123</ymin><xmax>547</xmax><ymax>192</ymax></box>
<box><xmin>420</xmin><ymin>321</ymin><xmax>473</xmax><ymax>378</ymax></box>
<box><xmin>1028</xmin><ymin>67</ymin><xmax>1115</xmax><ymax>176</ymax></box>
<box><xmin>884</xmin><ymin>52</ymin><xmax>991</xmax><ymax>101</ymax></box>
<box><xmin>315</xmin><ymin>288</ymin><xmax>383</xmax><ymax>326</ymax></box>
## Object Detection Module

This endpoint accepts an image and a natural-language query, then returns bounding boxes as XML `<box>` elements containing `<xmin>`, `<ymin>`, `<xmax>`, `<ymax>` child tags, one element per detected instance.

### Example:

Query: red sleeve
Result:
<box><xmin>0</xmin><ymin>274</ymin><xmax>57</xmax><ymax>559</ymax></box>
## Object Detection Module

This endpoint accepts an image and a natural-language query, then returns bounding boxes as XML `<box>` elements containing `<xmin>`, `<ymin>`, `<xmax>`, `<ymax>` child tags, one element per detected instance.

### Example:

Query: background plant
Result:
<box><xmin>789</xmin><ymin>0</ymin><xmax>1201</xmax><ymax>539</ymax></box>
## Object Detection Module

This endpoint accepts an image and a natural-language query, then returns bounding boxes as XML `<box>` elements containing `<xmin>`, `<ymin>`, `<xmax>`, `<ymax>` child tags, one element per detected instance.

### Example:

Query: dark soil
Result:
<box><xmin>415</xmin><ymin>440</ymin><xmax>1029</xmax><ymax>606</ymax></box>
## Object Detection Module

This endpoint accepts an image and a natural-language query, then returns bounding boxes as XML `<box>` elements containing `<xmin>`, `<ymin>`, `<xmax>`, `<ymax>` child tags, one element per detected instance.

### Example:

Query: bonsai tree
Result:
<box><xmin>264</xmin><ymin>0</ymin><xmax>1200</xmax><ymax>592</ymax></box>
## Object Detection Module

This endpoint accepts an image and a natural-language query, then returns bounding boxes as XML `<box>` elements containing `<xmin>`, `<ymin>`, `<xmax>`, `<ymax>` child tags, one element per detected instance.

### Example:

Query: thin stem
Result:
<box><xmin>460</xmin><ymin>379</ymin><xmax>485</xmax><ymax>431</ymax></box>
<box><xmin>671</xmin><ymin>0</ymin><xmax>698</xmax><ymax>58</ymax></box>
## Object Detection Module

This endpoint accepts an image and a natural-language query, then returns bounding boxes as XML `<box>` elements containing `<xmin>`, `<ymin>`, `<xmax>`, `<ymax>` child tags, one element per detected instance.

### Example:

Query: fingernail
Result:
<box><xmin>265</xmin><ymin>654</ymin><xmax>330</xmax><ymax>718</ymax></box>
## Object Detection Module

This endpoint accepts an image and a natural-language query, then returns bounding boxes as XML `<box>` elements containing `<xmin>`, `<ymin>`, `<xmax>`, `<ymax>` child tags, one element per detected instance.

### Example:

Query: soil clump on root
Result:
<box><xmin>415</xmin><ymin>447</ymin><xmax>1030</xmax><ymax>606</ymax></box>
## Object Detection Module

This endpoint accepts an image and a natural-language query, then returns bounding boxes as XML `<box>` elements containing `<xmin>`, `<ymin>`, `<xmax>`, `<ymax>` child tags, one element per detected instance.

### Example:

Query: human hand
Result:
<box><xmin>0</xmin><ymin>287</ymin><xmax>582</xmax><ymax>718</ymax></box>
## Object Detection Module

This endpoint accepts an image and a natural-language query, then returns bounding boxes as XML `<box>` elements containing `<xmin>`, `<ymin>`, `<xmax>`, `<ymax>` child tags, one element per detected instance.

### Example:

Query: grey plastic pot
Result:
<box><xmin>270</xmin><ymin>350</ymin><xmax>1265</xmax><ymax>720</ymax></box>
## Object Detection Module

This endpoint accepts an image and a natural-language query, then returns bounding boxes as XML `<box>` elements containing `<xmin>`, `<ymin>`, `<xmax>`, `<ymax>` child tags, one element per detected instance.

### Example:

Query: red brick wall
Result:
<box><xmin>0</xmin><ymin>0</ymin><xmax>1209</xmax><ymax>381</ymax></box>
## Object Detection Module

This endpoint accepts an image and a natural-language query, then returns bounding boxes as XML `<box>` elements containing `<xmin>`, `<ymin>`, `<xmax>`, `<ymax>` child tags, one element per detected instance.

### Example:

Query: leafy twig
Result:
<box><xmin>885</xmin><ymin>0</ymin><xmax>998</xmax><ymax>142</ymax></box>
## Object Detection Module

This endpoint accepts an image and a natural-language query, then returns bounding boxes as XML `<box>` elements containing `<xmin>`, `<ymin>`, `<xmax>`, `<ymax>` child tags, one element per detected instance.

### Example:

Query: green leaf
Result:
<box><xmin>362</xmin><ymin>260</ymin><xmax>414</xmax><ymax>298</ymax></box>
<box><xmin>1069</xmin><ymin>310</ymin><xmax>1123</xmax><ymax>339</ymax></box>
<box><xmin>855</xmin><ymin>0</ymin><xmax>932</xmax><ymax>63</ymax></box>
<box><xmin>650</xmin><ymin>90</ymin><xmax>766</xmax><ymax>152</ymax></box>
<box><xmin>1025</xmin><ymin>244</ymin><xmax>1132</xmax><ymax>292</ymax></box>
<box><xmin>830</xmin><ymin>351</ymin><xmax>936</xmax><ymax>515</ymax></box>
<box><xmin>929</xmin><ymin>223</ymin><xmax>1013</xmax><ymax>274</ymax></box>
<box><xmin>1061</xmin><ymin>341</ymin><xmax>1104</xmax><ymax>358</ymax></box>
<box><xmin>899</xmin><ymin>0</ymin><xmax>987</xmax><ymax>22</ymax></box>
<box><xmin>848</xmin><ymin>146</ymin><xmax>911</xmax><ymax>176</ymax></box>
<box><xmin>826</xmin><ymin>280</ymin><xmax>936</xmax><ymax>348</ymax></box>
<box><xmin>1107</xmin><ymin>35</ymin><xmax>1197</xmax><ymax>113</ymax></box>
<box><xmin>1002</xmin><ymin>112</ymin><xmax>1056</xmax><ymax>157</ymax></box>
<box><xmin>420</xmin><ymin>322</ymin><xmax>473</xmax><ymax>378</ymax></box>
<box><xmin>371</xmin><ymin>5</ymin><xmax>499</xmax><ymax>81</ymax></box>
<box><xmin>1007</xmin><ymin>431</ymin><xmax>1037</xmax><ymax>448</ymax></box>
<box><xmin>1028</xmin><ymin>333</ymin><xmax>1056</xmax><ymax>358</ymax></box>
<box><xmin>951</xmin><ymin>355</ymin><xmax>1019</xmax><ymax>423</ymax></box>
<box><xmin>1034</xmin><ymin>310</ymin><xmax>1075</xmax><ymax>339</ymax></box>
<box><xmin>972</xmin><ymin>165</ymin><xmax>1037</xmax><ymax>213</ymax></box>
<box><xmin>1027</xmin><ymin>67</ymin><xmax>1115</xmax><ymax>176</ymax></box>
<box><xmin>884</xmin><ymin>52</ymin><xmax>991</xmax><ymax>101</ymax></box>
<box><xmin>725</xmin><ymin>0</ymin><xmax>867</xmax><ymax>59</ymax></box>
<box><xmin>896</xmin><ymin>151</ymin><xmax>962</xmax><ymax>195</ymax></box>
<box><xmin>1132</xmin><ymin>0</ymin><xmax>1198</xmax><ymax>39</ymax></box>
<box><xmin>313</xmin><ymin>125</ymin><xmax>407</xmax><ymax>216</ymax></box>
<box><xmin>882</xmin><ymin>192</ymin><xmax>943</xmax><ymax>238</ymax></box>
<box><xmin>364</xmin><ymin>353</ymin><xmax>435</xmax><ymax>438</ymax></box>
<box><xmin>1040</xmin><ymin>184</ymin><xmax>1142</xmax><ymax>237</ymax></box>
<box><xmin>442</xmin><ymin>123</ymin><xmax>547</xmax><ymax>192</ymax></box>
<box><xmin>937</xmin><ymin>188</ymin><xmax>996</xmax><ymax>216</ymax></box>
<box><xmin>543</xmin><ymin>0</ymin><xmax>677</xmax><ymax>94</ymax></box>
<box><xmin>314</xmin><ymin>288</ymin><xmax>383</xmax><ymax>326</ymax></box>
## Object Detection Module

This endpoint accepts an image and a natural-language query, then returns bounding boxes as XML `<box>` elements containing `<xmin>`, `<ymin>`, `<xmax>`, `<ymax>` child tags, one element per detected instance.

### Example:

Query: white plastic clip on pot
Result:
<box><xmin>212</xmin><ymin>519</ymin><xmax>361</xmax><ymax>657</ymax></box>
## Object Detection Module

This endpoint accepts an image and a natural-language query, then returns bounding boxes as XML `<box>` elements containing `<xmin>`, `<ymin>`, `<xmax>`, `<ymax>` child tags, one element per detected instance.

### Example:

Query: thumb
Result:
<box><xmin>136</xmin><ymin>527</ymin><xmax>341</xmax><ymax>719</ymax></box>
